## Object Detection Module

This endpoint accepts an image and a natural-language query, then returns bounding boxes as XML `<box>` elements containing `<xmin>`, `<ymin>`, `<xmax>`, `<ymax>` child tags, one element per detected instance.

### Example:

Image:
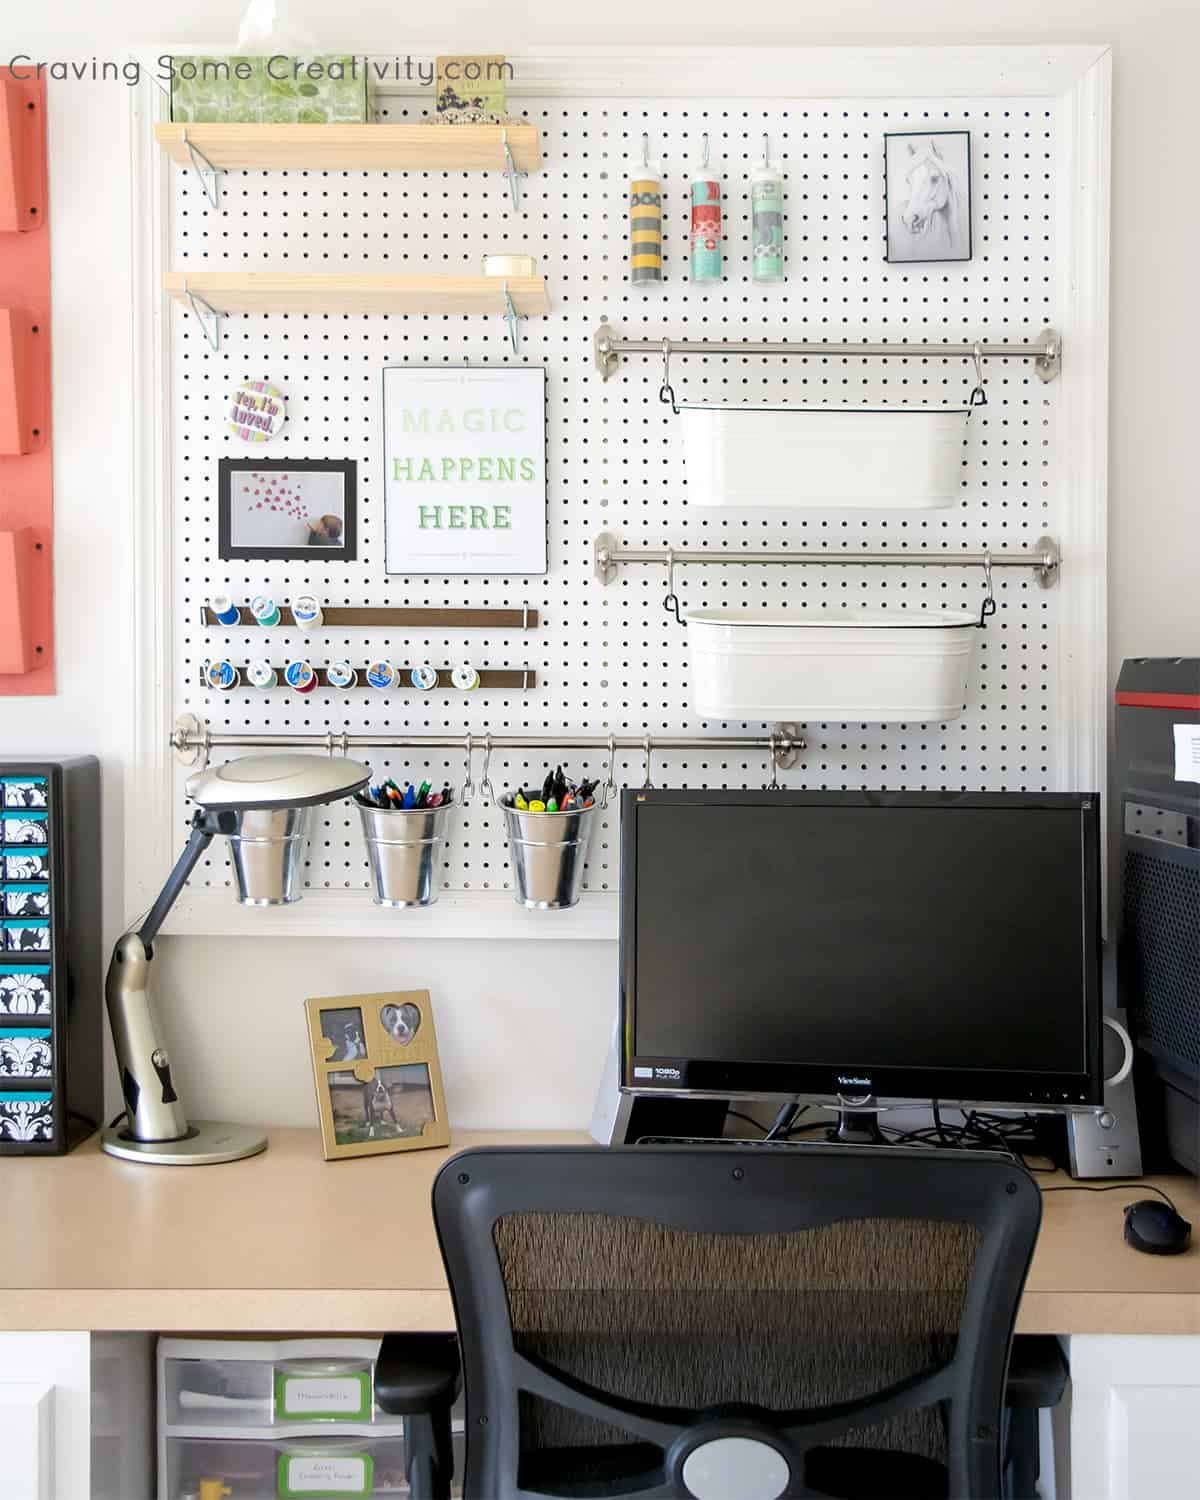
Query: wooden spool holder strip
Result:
<box><xmin>203</xmin><ymin>665</ymin><xmax>537</xmax><ymax>690</ymax></box>
<box><xmin>203</xmin><ymin>605</ymin><xmax>539</xmax><ymax>629</ymax></box>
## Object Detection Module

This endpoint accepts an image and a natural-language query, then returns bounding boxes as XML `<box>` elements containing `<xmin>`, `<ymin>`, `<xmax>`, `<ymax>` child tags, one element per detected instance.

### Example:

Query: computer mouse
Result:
<box><xmin>1123</xmin><ymin>1199</ymin><xmax>1192</xmax><ymax>1256</ymax></box>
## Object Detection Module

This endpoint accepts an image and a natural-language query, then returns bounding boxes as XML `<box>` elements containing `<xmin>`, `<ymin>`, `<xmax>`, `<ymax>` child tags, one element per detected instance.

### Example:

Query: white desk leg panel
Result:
<box><xmin>0</xmin><ymin>1382</ymin><xmax>54</xmax><ymax>1500</ymax></box>
<box><xmin>1069</xmin><ymin>1336</ymin><xmax>1200</xmax><ymax>1499</ymax></box>
<box><xmin>0</xmin><ymin>1334</ymin><xmax>88</xmax><ymax>1500</ymax></box>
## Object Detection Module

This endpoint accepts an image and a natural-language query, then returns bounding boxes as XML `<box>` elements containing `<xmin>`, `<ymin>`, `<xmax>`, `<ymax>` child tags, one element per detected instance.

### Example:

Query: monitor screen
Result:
<box><xmin>620</xmin><ymin>790</ymin><xmax>1102</xmax><ymax>1107</ymax></box>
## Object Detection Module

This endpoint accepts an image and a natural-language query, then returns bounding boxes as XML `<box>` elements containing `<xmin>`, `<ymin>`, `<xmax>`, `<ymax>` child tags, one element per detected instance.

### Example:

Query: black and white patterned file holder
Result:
<box><xmin>0</xmin><ymin>757</ymin><xmax>102</xmax><ymax>1154</ymax></box>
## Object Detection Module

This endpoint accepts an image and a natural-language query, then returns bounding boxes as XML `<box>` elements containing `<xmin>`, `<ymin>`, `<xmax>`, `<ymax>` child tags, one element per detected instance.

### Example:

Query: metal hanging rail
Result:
<box><xmin>593</xmin><ymin>318</ymin><xmax>1062</xmax><ymax>383</ymax></box>
<box><xmin>171</xmin><ymin>715</ymin><xmax>806</xmax><ymax>771</ymax></box>
<box><xmin>594</xmin><ymin>533</ymin><xmax>1062</xmax><ymax>587</ymax></box>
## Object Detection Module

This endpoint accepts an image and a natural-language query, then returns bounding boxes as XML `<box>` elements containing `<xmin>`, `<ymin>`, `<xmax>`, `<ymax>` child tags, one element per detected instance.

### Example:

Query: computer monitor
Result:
<box><xmin>619</xmin><ymin>790</ymin><xmax>1103</xmax><ymax>1110</ymax></box>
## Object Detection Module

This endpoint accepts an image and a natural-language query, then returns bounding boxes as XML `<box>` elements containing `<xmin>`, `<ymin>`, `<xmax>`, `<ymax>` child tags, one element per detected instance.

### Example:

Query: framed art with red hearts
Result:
<box><xmin>217</xmin><ymin>457</ymin><xmax>357</xmax><ymax>561</ymax></box>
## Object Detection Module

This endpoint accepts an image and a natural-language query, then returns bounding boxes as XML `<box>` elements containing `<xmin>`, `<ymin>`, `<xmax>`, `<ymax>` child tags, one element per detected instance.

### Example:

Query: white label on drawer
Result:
<box><xmin>1174</xmin><ymin>724</ymin><xmax>1200</xmax><ymax>784</ymax></box>
<box><xmin>285</xmin><ymin>1455</ymin><xmax>367</xmax><ymax>1493</ymax></box>
<box><xmin>281</xmin><ymin>1376</ymin><xmax>364</xmax><ymax>1415</ymax></box>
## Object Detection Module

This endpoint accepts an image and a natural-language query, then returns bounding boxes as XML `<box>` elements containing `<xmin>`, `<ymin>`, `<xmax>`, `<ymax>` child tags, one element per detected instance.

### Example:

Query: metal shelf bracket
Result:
<box><xmin>181</xmin><ymin>128</ymin><xmax>225</xmax><ymax>210</ymax></box>
<box><xmin>182</xmin><ymin>281</ymin><xmax>223</xmax><ymax>352</ymax></box>
<box><xmin>500</xmin><ymin>281</ymin><xmax>525</xmax><ymax>355</ymax></box>
<box><xmin>500</xmin><ymin>128</ymin><xmax>526</xmax><ymax>211</ymax></box>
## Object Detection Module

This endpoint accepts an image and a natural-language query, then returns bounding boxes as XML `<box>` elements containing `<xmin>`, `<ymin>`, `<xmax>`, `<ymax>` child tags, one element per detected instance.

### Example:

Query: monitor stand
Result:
<box><xmin>829</xmin><ymin>1096</ymin><xmax>889</xmax><ymax>1146</ymax></box>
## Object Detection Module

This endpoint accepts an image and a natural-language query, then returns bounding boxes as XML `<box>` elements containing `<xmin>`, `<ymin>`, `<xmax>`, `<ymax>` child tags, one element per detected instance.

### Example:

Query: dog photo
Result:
<box><xmin>326</xmin><ymin>1063</ymin><xmax>436</xmax><ymax>1146</ymax></box>
<box><xmin>218</xmin><ymin>457</ymin><xmax>357</xmax><ymax>561</ymax></box>
<box><xmin>318</xmin><ymin>1005</ymin><xmax>368</xmax><ymax>1063</ymax></box>
<box><xmin>380</xmin><ymin>1000</ymin><xmax>421</xmax><ymax>1045</ymax></box>
<box><xmin>885</xmin><ymin>131</ymin><xmax>971</xmax><ymax>264</ymax></box>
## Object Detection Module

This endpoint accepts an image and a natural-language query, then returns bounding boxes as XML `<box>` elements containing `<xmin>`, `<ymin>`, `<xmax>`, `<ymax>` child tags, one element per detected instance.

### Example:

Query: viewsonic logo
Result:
<box><xmin>836</xmin><ymin>1075</ymin><xmax>872</xmax><ymax>1089</ymax></box>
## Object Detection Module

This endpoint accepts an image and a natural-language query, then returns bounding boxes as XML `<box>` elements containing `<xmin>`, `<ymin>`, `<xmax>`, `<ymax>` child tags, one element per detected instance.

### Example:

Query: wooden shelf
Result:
<box><xmin>164</xmin><ymin>272</ymin><xmax>548</xmax><ymax>319</ymax></box>
<box><xmin>202</xmin><ymin>605</ymin><xmax>539</xmax><ymax>630</ymax></box>
<box><xmin>154</xmin><ymin>122</ymin><xmax>542</xmax><ymax>175</ymax></box>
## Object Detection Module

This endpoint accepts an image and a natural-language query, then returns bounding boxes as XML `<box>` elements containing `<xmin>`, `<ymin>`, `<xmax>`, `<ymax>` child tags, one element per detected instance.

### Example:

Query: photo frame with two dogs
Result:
<box><xmin>304</xmin><ymin>990</ymin><xmax>449</xmax><ymax>1160</ymax></box>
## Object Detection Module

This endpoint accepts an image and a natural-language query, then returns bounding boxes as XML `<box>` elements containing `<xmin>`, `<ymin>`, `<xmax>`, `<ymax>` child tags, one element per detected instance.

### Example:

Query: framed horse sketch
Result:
<box><xmin>304</xmin><ymin>990</ymin><xmax>450</xmax><ymax>1161</ymax></box>
<box><xmin>884</xmin><ymin>130</ymin><xmax>972</xmax><ymax>263</ymax></box>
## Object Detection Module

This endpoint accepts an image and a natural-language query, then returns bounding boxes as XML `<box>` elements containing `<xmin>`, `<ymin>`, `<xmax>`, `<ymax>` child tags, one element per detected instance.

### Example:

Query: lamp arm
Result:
<box><xmin>137</xmin><ymin>809</ymin><xmax>233</xmax><ymax>951</ymax></box>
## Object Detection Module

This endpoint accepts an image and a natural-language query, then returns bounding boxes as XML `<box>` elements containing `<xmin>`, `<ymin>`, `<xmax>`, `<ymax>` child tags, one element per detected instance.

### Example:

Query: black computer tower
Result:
<box><xmin>0</xmin><ymin>756</ymin><xmax>102</xmax><ymax>1153</ymax></box>
<box><xmin>1115</xmin><ymin>660</ymin><xmax>1200</xmax><ymax>1174</ymax></box>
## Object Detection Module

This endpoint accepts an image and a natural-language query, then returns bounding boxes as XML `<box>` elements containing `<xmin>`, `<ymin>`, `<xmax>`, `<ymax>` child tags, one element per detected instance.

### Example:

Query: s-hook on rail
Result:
<box><xmin>592</xmin><ymin>318</ymin><xmax>1062</xmax><ymax>383</ymax></box>
<box><xmin>170</xmin><ymin>716</ymin><xmax>807</xmax><ymax>775</ymax></box>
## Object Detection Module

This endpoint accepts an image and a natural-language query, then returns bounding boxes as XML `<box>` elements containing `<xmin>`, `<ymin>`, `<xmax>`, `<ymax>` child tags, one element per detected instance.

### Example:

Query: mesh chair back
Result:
<box><xmin>433</xmin><ymin>1144</ymin><xmax>1041</xmax><ymax>1500</ymax></box>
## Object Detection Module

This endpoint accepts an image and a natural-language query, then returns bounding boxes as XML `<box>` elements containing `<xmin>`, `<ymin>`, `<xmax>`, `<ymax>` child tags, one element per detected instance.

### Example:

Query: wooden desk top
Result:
<box><xmin>2</xmin><ymin>1128</ymin><xmax>1197</xmax><ymax>1336</ymax></box>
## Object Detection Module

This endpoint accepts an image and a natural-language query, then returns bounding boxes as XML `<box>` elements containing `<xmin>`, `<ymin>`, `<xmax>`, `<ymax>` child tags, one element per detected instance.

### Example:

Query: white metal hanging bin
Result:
<box><xmin>679</xmin><ymin>403</ymin><xmax>969</xmax><ymax>510</ymax></box>
<box><xmin>686</xmin><ymin>608</ymin><xmax>981</xmax><ymax>723</ymax></box>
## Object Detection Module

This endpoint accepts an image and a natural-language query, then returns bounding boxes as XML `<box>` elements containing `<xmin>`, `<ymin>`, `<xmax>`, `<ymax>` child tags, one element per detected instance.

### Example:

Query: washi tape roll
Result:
<box><xmin>208</xmin><ymin>593</ymin><xmax>241</xmax><ymax>626</ymax></box>
<box><xmin>246</xmin><ymin>660</ymin><xmax>277</xmax><ymax>690</ymax></box>
<box><xmin>411</xmin><ymin>665</ymin><xmax>439</xmax><ymax>691</ymax></box>
<box><xmin>284</xmin><ymin>659</ymin><xmax>317</xmax><ymax>694</ymax></box>
<box><xmin>228</xmin><ymin>379</ymin><xmax>286</xmax><ymax>443</ymax></box>
<box><xmin>250</xmin><ymin>594</ymin><xmax>281</xmax><ymax>628</ymax></box>
<box><xmin>629</xmin><ymin>154</ymin><xmax>663</xmax><ymax>287</ymax></box>
<box><xmin>327</xmin><ymin>660</ymin><xmax>358</xmax><ymax>690</ymax></box>
<box><xmin>292</xmin><ymin>595</ymin><xmax>324</xmax><ymax>630</ymax></box>
<box><xmin>451</xmin><ymin>665</ymin><xmax>481</xmax><ymax>692</ymax></box>
<box><xmin>204</xmin><ymin>660</ymin><xmax>239</xmax><ymax>692</ymax></box>
<box><xmin>366</xmin><ymin>661</ymin><xmax>397</xmax><ymax>692</ymax></box>
<box><xmin>690</xmin><ymin>169</ymin><xmax>723</xmax><ymax>284</ymax></box>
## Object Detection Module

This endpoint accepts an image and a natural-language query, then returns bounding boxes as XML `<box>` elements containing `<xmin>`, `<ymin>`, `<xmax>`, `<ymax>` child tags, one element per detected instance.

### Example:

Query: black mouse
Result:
<box><xmin>1124</xmin><ymin>1199</ymin><xmax>1192</xmax><ymax>1255</ymax></box>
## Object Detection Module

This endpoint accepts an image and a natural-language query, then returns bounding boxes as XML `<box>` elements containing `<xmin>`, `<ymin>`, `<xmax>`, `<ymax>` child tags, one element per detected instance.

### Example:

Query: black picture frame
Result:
<box><xmin>884</xmin><ymin>129</ymin><xmax>973</xmax><ymax>265</ymax></box>
<box><xmin>217</xmin><ymin>457</ymin><xmax>357</xmax><ymax>561</ymax></box>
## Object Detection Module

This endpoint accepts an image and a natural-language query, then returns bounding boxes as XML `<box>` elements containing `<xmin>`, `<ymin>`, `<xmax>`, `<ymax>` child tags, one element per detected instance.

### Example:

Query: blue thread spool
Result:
<box><xmin>209</xmin><ymin>593</ymin><xmax>241</xmax><ymax>627</ymax></box>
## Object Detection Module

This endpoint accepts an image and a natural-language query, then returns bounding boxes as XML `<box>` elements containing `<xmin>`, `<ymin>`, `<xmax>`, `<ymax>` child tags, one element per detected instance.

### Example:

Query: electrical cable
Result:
<box><xmin>725</xmin><ymin>1109</ymin><xmax>768</xmax><ymax>1138</ymax></box>
<box><xmin>1042</xmin><ymin>1181</ymin><xmax>1180</xmax><ymax>1214</ymax></box>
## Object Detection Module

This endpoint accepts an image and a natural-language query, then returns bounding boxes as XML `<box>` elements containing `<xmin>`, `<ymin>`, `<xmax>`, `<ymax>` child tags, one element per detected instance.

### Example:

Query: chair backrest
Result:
<box><xmin>434</xmin><ymin>1143</ymin><xmax>1041</xmax><ymax>1500</ymax></box>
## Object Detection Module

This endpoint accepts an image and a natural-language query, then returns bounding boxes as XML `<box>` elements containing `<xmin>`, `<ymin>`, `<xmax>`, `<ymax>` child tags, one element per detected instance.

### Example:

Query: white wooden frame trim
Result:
<box><xmin>127</xmin><ymin>44</ymin><xmax>1112</xmax><ymax>941</ymax></box>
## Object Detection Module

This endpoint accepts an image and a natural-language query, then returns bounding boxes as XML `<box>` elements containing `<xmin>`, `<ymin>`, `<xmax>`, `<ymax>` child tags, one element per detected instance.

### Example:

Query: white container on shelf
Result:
<box><xmin>685</xmin><ymin>608</ymin><xmax>979</xmax><ymax>723</ymax></box>
<box><xmin>678</xmin><ymin>403</ymin><xmax>969</xmax><ymax>509</ymax></box>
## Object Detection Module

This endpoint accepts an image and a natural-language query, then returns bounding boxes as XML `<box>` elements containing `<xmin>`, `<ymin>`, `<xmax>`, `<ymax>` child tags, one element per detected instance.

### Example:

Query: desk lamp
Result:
<box><xmin>102</xmin><ymin>753</ymin><xmax>369</xmax><ymax>1165</ymax></box>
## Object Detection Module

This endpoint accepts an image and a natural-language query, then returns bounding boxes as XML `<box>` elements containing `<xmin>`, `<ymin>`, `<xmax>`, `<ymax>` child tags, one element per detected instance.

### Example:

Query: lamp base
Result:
<box><xmin>101</xmin><ymin>1120</ymin><xmax>268</xmax><ymax>1166</ymax></box>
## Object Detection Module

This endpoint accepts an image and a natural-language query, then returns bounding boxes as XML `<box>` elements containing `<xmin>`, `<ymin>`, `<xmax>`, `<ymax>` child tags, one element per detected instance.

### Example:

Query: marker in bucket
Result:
<box><xmin>327</xmin><ymin>659</ymin><xmax>357</xmax><ymax>690</ymax></box>
<box><xmin>209</xmin><ymin>593</ymin><xmax>241</xmax><ymax>626</ymax></box>
<box><xmin>292</xmin><ymin>595</ymin><xmax>323</xmax><ymax>630</ymax></box>
<box><xmin>246</xmin><ymin>660</ymin><xmax>277</xmax><ymax>690</ymax></box>
<box><xmin>204</xmin><ymin>659</ymin><xmax>239</xmax><ymax>692</ymax></box>
<box><xmin>250</xmin><ymin>594</ymin><xmax>281</xmax><ymax>628</ymax></box>
<box><xmin>284</xmin><ymin>659</ymin><xmax>317</xmax><ymax>694</ymax></box>
<box><xmin>366</xmin><ymin>661</ymin><xmax>397</xmax><ymax>692</ymax></box>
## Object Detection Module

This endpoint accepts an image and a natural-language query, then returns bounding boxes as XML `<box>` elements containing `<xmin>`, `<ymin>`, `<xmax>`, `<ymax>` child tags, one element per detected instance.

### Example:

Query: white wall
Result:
<box><xmin>5</xmin><ymin>2</ymin><xmax>1196</xmax><ymax>1130</ymax></box>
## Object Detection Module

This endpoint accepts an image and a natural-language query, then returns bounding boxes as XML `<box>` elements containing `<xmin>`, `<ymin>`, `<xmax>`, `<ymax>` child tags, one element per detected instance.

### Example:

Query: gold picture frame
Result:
<box><xmin>304</xmin><ymin>990</ymin><xmax>450</xmax><ymax>1161</ymax></box>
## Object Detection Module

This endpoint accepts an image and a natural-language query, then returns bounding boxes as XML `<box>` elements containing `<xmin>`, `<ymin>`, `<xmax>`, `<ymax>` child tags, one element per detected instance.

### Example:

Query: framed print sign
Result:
<box><xmin>884</xmin><ymin>130</ymin><xmax>972</xmax><ymax>264</ymax></box>
<box><xmin>383</xmin><ymin>367</ymin><xmax>547</xmax><ymax>574</ymax></box>
<box><xmin>218</xmin><ymin>458</ymin><xmax>357</xmax><ymax>561</ymax></box>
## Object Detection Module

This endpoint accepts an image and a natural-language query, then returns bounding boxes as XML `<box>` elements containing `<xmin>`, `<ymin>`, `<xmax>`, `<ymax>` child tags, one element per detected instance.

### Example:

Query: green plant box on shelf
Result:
<box><xmin>170</xmin><ymin>56</ymin><xmax>367</xmax><ymax>124</ymax></box>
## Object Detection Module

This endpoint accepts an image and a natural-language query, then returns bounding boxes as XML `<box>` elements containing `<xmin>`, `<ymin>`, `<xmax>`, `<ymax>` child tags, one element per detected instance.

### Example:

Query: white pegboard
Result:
<box><xmin>171</xmin><ymin>94</ymin><xmax>1065</xmax><ymax>899</ymax></box>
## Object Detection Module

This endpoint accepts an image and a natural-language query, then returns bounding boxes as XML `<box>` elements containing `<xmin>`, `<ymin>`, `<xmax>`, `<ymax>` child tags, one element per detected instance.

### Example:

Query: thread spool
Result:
<box><xmin>284</xmin><ymin>659</ymin><xmax>317</xmax><ymax>694</ymax></box>
<box><xmin>751</xmin><ymin>135</ymin><xmax>785</xmax><ymax>285</ymax></box>
<box><xmin>366</xmin><ymin>661</ymin><xmax>397</xmax><ymax>692</ymax></box>
<box><xmin>291</xmin><ymin>595</ymin><xmax>323</xmax><ymax>630</ymax></box>
<box><xmin>451</xmin><ymin>666</ymin><xmax>480</xmax><ymax>692</ymax></box>
<box><xmin>203</xmin><ymin>660</ymin><xmax>239</xmax><ymax>692</ymax></box>
<box><xmin>690</xmin><ymin>136</ymin><xmax>722</xmax><ymax>284</ymax></box>
<box><xmin>250</xmin><ymin>594</ymin><xmax>281</xmax><ymax>628</ymax></box>
<box><xmin>209</xmin><ymin>593</ymin><xmax>241</xmax><ymax>627</ymax></box>
<box><xmin>411</xmin><ymin>665</ymin><xmax>439</xmax><ymax>691</ymax></box>
<box><xmin>327</xmin><ymin>660</ymin><xmax>358</xmax><ymax>690</ymax></box>
<box><xmin>629</xmin><ymin>136</ymin><xmax>663</xmax><ymax>288</ymax></box>
<box><xmin>246</xmin><ymin>660</ymin><xmax>277</xmax><ymax>690</ymax></box>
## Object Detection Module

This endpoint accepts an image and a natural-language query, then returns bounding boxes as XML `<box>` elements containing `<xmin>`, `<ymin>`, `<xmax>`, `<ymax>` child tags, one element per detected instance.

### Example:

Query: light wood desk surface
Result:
<box><xmin>2</xmin><ymin>1128</ymin><xmax>1197</xmax><ymax>1335</ymax></box>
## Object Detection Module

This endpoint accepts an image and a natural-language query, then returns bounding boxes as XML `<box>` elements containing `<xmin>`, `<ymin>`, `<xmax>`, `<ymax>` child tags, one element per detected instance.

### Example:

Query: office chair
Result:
<box><xmin>378</xmin><ymin>1143</ymin><xmax>1041</xmax><ymax>1499</ymax></box>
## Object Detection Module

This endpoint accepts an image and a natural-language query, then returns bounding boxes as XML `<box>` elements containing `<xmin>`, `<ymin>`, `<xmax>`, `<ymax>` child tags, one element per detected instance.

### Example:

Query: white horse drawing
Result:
<box><xmin>896</xmin><ymin>140</ymin><xmax>966</xmax><ymax>259</ymax></box>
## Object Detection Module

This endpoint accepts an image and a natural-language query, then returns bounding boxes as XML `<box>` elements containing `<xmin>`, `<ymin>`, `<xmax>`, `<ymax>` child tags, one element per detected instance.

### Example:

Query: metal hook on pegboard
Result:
<box><xmin>663</xmin><ymin>546</ymin><xmax>684</xmax><ymax>626</ymax></box>
<box><xmin>180</xmin><ymin>127</ymin><xmax>224</xmax><ymax>210</ymax></box>
<box><xmin>600</xmin><ymin>732</ymin><xmax>618</xmax><ymax>809</ymax></box>
<box><xmin>658</xmin><ymin>338</ymin><xmax>678</xmax><ymax>413</ymax></box>
<box><xmin>182</xmin><ymin>280</ymin><xmax>222</xmax><ymax>352</ymax></box>
<box><xmin>500</xmin><ymin>281</ymin><xmax>525</xmax><ymax>355</ymax></box>
<box><xmin>461</xmin><ymin>732</ymin><xmax>475</xmax><ymax>807</ymax></box>
<box><xmin>977</xmin><ymin>550</ymin><xmax>997</xmax><ymax>628</ymax></box>
<box><xmin>969</xmin><ymin>341</ymin><xmax>988</xmax><ymax>408</ymax></box>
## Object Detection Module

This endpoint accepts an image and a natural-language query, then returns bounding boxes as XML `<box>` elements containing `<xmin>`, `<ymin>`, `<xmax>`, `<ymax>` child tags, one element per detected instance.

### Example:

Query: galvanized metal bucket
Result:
<box><xmin>501</xmin><ymin>800</ymin><xmax>598</xmax><ymax>910</ymax></box>
<box><xmin>227</xmin><ymin>806</ymin><xmax>312</xmax><ymax>906</ymax></box>
<box><xmin>357</xmin><ymin>800</ymin><xmax>453</xmax><ymax>908</ymax></box>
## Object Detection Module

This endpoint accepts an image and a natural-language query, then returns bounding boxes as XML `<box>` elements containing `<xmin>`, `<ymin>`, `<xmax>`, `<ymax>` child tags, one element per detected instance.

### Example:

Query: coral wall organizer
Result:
<box><xmin>0</xmin><ymin>68</ymin><xmax>52</xmax><ymax>693</ymax></box>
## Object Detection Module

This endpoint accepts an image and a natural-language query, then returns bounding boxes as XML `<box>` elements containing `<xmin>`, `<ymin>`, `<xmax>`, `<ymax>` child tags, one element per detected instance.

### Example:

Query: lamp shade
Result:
<box><xmin>186</xmin><ymin>752</ymin><xmax>370</xmax><ymax>811</ymax></box>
